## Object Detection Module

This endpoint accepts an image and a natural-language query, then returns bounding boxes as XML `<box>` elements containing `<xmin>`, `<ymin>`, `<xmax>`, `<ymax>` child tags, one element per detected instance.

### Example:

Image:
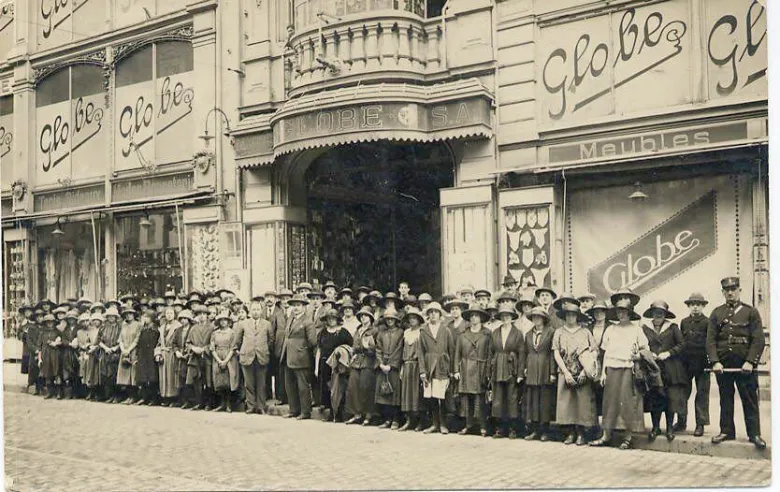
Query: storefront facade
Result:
<box><xmin>1</xmin><ymin>0</ymin><xmax>242</xmax><ymax>317</ymax></box>
<box><xmin>494</xmin><ymin>0</ymin><xmax>768</xmax><ymax>338</ymax></box>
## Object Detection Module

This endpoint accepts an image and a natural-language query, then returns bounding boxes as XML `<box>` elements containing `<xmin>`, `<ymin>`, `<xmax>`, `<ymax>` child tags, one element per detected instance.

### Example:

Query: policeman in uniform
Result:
<box><xmin>706</xmin><ymin>277</ymin><xmax>766</xmax><ymax>449</ymax></box>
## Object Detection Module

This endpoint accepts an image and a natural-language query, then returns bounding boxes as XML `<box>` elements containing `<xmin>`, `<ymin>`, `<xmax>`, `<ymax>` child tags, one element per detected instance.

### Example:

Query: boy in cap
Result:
<box><xmin>677</xmin><ymin>293</ymin><xmax>711</xmax><ymax>436</ymax></box>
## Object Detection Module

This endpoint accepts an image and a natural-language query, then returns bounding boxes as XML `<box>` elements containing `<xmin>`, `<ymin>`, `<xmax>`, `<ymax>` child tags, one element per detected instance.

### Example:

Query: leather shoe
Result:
<box><xmin>693</xmin><ymin>425</ymin><xmax>704</xmax><ymax>437</ymax></box>
<box><xmin>296</xmin><ymin>414</ymin><xmax>311</xmax><ymax>420</ymax></box>
<box><xmin>524</xmin><ymin>431</ymin><xmax>539</xmax><ymax>441</ymax></box>
<box><xmin>540</xmin><ymin>433</ymin><xmax>550</xmax><ymax>442</ymax></box>
<box><xmin>749</xmin><ymin>436</ymin><xmax>767</xmax><ymax>450</ymax></box>
<box><xmin>284</xmin><ymin>413</ymin><xmax>298</xmax><ymax>419</ymax></box>
<box><xmin>711</xmin><ymin>433</ymin><xmax>735</xmax><ymax>444</ymax></box>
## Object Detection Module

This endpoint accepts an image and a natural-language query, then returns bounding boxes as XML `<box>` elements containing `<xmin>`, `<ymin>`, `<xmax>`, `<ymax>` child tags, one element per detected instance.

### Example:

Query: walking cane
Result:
<box><xmin>704</xmin><ymin>368</ymin><xmax>752</xmax><ymax>373</ymax></box>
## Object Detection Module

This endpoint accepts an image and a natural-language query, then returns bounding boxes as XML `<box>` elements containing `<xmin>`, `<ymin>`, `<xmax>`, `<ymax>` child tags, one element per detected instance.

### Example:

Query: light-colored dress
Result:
<box><xmin>156</xmin><ymin>320</ymin><xmax>181</xmax><ymax>398</ymax></box>
<box><xmin>211</xmin><ymin>327</ymin><xmax>239</xmax><ymax>391</ymax></box>
<box><xmin>116</xmin><ymin>320</ymin><xmax>142</xmax><ymax>386</ymax></box>
<box><xmin>552</xmin><ymin>326</ymin><xmax>597</xmax><ymax>426</ymax></box>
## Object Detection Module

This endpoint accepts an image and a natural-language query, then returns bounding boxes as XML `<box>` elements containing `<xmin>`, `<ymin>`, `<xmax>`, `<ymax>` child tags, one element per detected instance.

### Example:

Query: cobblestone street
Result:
<box><xmin>3</xmin><ymin>392</ymin><xmax>771</xmax><ymax>490</ymax></box>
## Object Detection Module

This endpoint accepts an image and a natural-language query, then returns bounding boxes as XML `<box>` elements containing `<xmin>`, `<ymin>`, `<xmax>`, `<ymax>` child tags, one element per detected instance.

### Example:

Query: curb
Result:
<box><xmin>6</xmin><ymin>385</ymin><xmax>770</xmax><ymax>461</ymax></box>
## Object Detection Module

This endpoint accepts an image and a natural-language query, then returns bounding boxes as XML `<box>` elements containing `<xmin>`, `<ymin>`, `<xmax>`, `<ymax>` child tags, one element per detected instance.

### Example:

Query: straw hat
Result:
<box><xmin>586</xmin><ymin>301</ymin><xmax>609</xmax><ymax>318</ymax></box>
<box><xmin>402</xmin><ymin>307</ymin><xmax>426</xmax><ymax>325</ymax></box>
<box><xmin>463</xmin><ymin>303</ymin><xmax>489</xmax><ymax>324</ymax></box>
<box><xmin>556</xmin><ymin>304</ymin><xmax>589</xmax><ymax>323</ymax></box>
<box><xmin>684</xmin><ymin>292</ymin><xmax>709</xmax><ymax>306</ymax></box>
<box><xmin>525</xmin><ymin>306</ymin><xmax>550</xmax><ymax>323</ymax></box>
<box><xmin>496</xmin><ymin>290</ymin><xmax>517</xmax><ymax>303</ymax></box>
<box><xmin>42</xmin><ymin>314</ymin><xmax>56</xmax><ymax>323</ymax></box>
<box><xmin>52</xmin><ymin>306</ymin><xmax>69</xmax><ymax>315</ymax></box>
<box><xmin>609</xmin><ymin>288</ymin><xmax>640</xmax><ymax>308</ymax></box>
<box><xmin>425</xmin><ymin>302</ymin><xmax>445</xmax><ymax>316</ymax></box>
<box><xmin>552</xmin><ymin>293</ymin><xmax>581</xmax><ymax>311</ymax></box>
<box><xmin>356</xmin><ymin>306</ymin><xmax>376</xmax><ymax>323</ymax></box>
<box><xmin>104</xmin><ymin>306</ymin><xmax>120</xmax><ymax>318</ymax></box>
<box><xmin>608</xmin><ymin>296</ymin><xmax>641</xmax><ymax>321</ymax></box>
<box><xmin>515</xmin><ymin>292</ymin><xmax>536</xmax><ymax>311</ymax></box>
<box><xmin>496</xmin><ymin>305</ymin><xmax>519</xmax><ymax>320</ymax></box>
<box><xmin>339</xmin><ymin>300</ymin><xmax>357</xmax><ymax>313</ymax></box>
<box><xmin>65</xmin><ymin>310</ymin><xmax>80</xmax><ymax>321</ymax></box>
<box><xmin>90</xmin><ymin>312</ymin><xmax>104</xmax><ymax>323</ymax></box>
<box><xmin>383</xmin><ymin>311</ymin><xmax>403</xmax><ymax>323</ymax></box>
<box><xmin>417</xmin><ymin>293</ymin><xmax>433</xmax><ymax>303</ymax></box>
<box><xmin>445</xmin><ymin>298</ymin><xmax>469</xmax><ymax>312</ymax></box>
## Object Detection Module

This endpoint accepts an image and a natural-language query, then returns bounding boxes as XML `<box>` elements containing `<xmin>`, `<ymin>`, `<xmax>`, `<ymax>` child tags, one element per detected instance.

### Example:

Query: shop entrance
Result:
<box><xmin>305</xmin><ymin>142</ymin><xmax>454</xmax><ymax>296</ymax></box>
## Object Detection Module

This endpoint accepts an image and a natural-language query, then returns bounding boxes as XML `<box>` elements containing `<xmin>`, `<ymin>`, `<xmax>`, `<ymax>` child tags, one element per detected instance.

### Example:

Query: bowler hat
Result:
<box><xmin>295</xmin><ymin>282</ymin><xmax>313</xmax><ymax>292</ymax></box>
<box><xmin>279</xmin><ymin>289</ymin><xmax>294</xmax><ymax>298</ymax></box>
<box><xmin>642</xmin><ymin>300</ymin><xmax>676</xmax><ymax>319</ymax></box>
<box><xmin>721</xmin><ymin>277</ymin><xmax>740</xmax><ymax>289</ymax></box>
<box><xmin>463</xmin><ymin>303</ymin><xmax>489</xmax><ymax>324</ymax></box>
<box><xmin>610</xmin><ymin>288</ymin><xmax>640</xmax><ymax>308</ymax></box>
<box><xmin>308</xmin><ymin>289</ymin><xmax>326</xmax><ymax>299</ymax></box>
<box><xmin>684</xmin><ymin>292</ymin><xmax>709</xmax><ymax>306</ymax></box>
<box><xmin>501</xmin><ymin>274</ymin><xmax>518</xmax><ymax>286</ymax></box>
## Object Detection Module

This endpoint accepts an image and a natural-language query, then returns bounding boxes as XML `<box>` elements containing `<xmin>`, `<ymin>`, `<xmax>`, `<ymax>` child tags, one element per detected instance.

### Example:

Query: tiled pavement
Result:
<box><xmin>3</xmin><ymin>392</ymin><xmax>772</xmax><ymax>491</ymax></box>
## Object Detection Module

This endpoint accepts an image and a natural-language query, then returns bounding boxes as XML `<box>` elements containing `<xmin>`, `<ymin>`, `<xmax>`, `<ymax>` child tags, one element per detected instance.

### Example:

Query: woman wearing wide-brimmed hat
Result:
<box><xmin>72</xmin><ymin>312</ymin><xmax>91</xmax><ymax>398</ymax></box>
<box><xmin>641</xmin><ymin>300</ymin><xmax>686</xmax><ymax>442</ymax></box>
<box><xmin>134</xmin><ymin>309</ymin><xmax>161</xmax><ymax>406</ymax></box>
<box><xmin>487</xmin><ymin>305</ymin><xmax>524</xmax><ymax>439</ymax></box>
<box><xmin>515</xmin><ymin>292</ymin><xmax>536</xmax><ymax>337</ymax></box>
<box><xmin>454</xmin><ymin>304</ymin><xmax>491</xmax><ymax>436</ymax></box>
<box><xmin>418</xmin><ymin>302</ymin><xmax>456</xmax><ymax>435</ymax></box>
<box><xmin>591</xmin><ymin>290</ymin><xmax>648</xmax><ymax>450</ymax></box>
<box><xmin>38</xmin><ymin>314</ymin><xmax>61</xmax><ymax>399</ymax></box>
<box><xmin>375</xmin><ymin>311</ymin><xmax>405</xmax><ymax>430</ymax></box>
<box><xmin>83</xmin><ymin>313</ymin><xmax>103</xmax><ymax>400</ymax></box>
<box><xmin>19</xmin><ymin>303</ymin><xmax>44</xmax><ymax>395</ymax></box>
<box><xmin>520</xmin><ymin>307</ymin><xmax>557</xmax><ymax>441</ymax></box>
<box><xmin>210</xmin><ymin>311</ymin><xmax>239</xmax><ymax>412</ymax></box>
<box><xmin>587</xmin><ymin>300</ymin><xmax>611</xmax><ymax>427</ymax></box>
<box><xmin>552</xmin><ymin>303</ymin><xmax>598</xmax><ymax>445</ymax></box>
<box><xmin>399</xmin><ymin>308</ymin><xmax>426</xmax><ymax>431</ymax></box>
<box><xmin>444</xmin><ymin>298</ymin><xmax>469</xmax><ymax>336</ymax></box>
<box><xmin>317</xmin><ymin>309</ymin><xmax>353</xmax><ymax>421</ymax></box>
<box><xmin>174</xmin><ymin>309</ymin><xmax>196</xmax><ymax>409</ymax></box>
<box><xmin>116</xmin><ymin>307</ymin><xmax>142</xmax><ymax>404</ymax></box>
<box><xmin>345</xmin><ymin>306</ymin><xmax>379</xmax><ymax>425</ymax></box>
<box><xmin>339</xmin><ymin>300</ymin><xmax>361</xmax><ymax>337</ymax></box>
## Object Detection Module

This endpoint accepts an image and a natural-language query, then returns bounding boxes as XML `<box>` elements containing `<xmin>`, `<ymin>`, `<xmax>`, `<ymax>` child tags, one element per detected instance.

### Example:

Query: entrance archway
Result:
<box><xmin>304</xmin><ymin>141</ymin><xmax>454</xmax><ymax>296</ymax></box>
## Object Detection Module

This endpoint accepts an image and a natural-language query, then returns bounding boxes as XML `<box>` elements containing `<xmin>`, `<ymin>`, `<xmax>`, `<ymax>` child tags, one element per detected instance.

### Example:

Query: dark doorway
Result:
<box><xmin>306</xmin><ymin>142</ymin><xmax>454</xmax><ymax>297</ymax></box>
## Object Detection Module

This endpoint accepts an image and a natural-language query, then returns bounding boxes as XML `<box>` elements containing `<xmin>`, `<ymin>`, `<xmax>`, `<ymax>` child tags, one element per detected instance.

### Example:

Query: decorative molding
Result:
<box><xmin>111</xmin><ymin>25</ymin><xmax>194</xmax><ymax>67</ymax></box>
<box><xmin>32</xmin><ymin>50</ymin><xmax>107</xmax><ymax>87</ymax></box>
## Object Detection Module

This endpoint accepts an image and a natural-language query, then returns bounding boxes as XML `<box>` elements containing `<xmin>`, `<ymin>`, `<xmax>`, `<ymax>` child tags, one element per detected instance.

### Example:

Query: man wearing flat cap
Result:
<box><xmin>706</xmin><ymin>277</ymin><xmax>766</xmax><ymax>449</ymax></box>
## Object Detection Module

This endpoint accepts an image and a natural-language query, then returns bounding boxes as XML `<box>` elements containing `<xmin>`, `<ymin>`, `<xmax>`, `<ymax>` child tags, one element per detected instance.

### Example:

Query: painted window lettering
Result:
<box><xmin>0</xmin><ymin>126</ymin><xmax>11</xmax><ymax>159</ymax></box>
<box><xmin>39</xmin><ymin>115</ymin><xmax>69</xmax><ymax>172</ymax></box>
<box><xmin>542</xmin><ymin>8</ymin><xmax>687</xmax><ymax>120</ymax></box>
<box><xmin>40</xmin><ymin>0</ymin><xmax>69</xmax><ymax>39</ymax></box>
<box><xmin>707</xmin><ymin>0</ymin><xmax>766</xmax><ymax>96</ymax></box>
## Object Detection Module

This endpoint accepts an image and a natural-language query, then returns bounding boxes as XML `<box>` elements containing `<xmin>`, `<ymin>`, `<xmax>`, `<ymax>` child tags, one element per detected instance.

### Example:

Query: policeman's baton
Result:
<box><xmin>704</xmin><ymin>368</ymin><xmax>750</xmax><ymax>373</ymax></box>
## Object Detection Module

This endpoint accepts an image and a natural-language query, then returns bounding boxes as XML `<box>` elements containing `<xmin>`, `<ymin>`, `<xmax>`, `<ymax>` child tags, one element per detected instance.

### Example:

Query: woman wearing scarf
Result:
<box><xmin>591</xmin><ymin>289</ymin><xmax>648</xmax><ymax>450</ymax></box>
<box><xmin>641</xmin><ymin>300</ymin><xmax>686</xmax><ymax>442</ymax></box>
<box><xmin>374</xmin><ymin>311</ymin><xmax>404</xmax><ymax>430</ymax></box>
<box><xmin>345</xmin><ymin>306</ymin><xmax>378</xmax><ymax>425</ymax></box>
<box><xmin>99</xmin><ymin>307</ymin><xmax>123</xmax><ymax>403</ymax></box>
<box><xmin>316</xmin><ymin>309</ymin><xmax>353</xmax><ymax>421</ymax></box>
<box><xmin>156</xmin><ymin>307</ymin><xmax>182</xmax><ymax>406</ymax></box>
<box><xmin>135</xmin><ymin>311</ymin><xmax>160</xmax><ymax>406</ymax></box>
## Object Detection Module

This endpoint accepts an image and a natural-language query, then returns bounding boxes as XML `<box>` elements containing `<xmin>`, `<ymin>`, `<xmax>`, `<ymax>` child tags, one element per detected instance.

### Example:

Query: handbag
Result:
<box><xmin>379</xmin><ymin>373</ymin><xmax>394</xmax><ymax>396</ymax></box>
<box><xmin>121</xmin><ymin>354</ymin><xmax>133</xmax><ymax>367</ymax></box>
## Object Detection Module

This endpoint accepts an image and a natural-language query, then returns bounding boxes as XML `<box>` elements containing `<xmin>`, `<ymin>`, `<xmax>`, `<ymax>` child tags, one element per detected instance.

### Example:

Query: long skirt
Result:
<box><xmin>602</xmin><ymin>367</ymin><xmax>644</xmax><ymax>432</ymax></box>
<box><xmin>158</xmin><ymin>351</ymin><xmax>179</xmax><ymax>398</ymax></box>
<box><xmin>330</xmin><ymin>371</ymin><xmax>349</xmax><ymax>415</ymax></box>
<box><xmin>116</xmin><ymin>351</ymin><xmax>137</xmax><ymax>386</ymax></box>
<box><xmin>318</xmin><ymin>358</ymin><xmax>334</xmax><ymax>409</ymax></box>
<box><xmin>400</xmin><ymin>361</ymin><xmax>422</xmax><ymax>412</ymax></box>
<box><xmin>375</xmin><ymin>368</ymin><xmax>402</xmax><ymax>406</ymax></box>
<box><xmin>99</xmin><ymin>354</ymin><xmax>119</xmax><ymax>386</ymax></box>
<box><xmin>460</xmin><ymin>393</ymin><xmax>486</xmax><ymax>419</ymax></box>
<box><xmin>593</xmin><ymin>382</ymin><xmax>604</xmax><ymax>417</ymax></box>
<box><xmin>555</xmin><ymin>377</ymin><xmax>597</xmax><ymax>427</ymax></box>
<box><xmin>83</xmin><ymin>353</ymin><xmax>100</xmax><ymax>387</ymax></box>
<box><xmin>26</xmin><ymin>354</ymin><xmax>40</xmax><ymax>386</ymax></box>
<box><xmin>491</xmin><ymin>380</ymin><xmax>519</xmax><ymax>419</ymax></box>
<box><xmin>524</xmin><ymin>384</ymin><xmax>556</xmax><ymax>424</ymax></box>
<box><xmin>40</xmin><ymin>347</ymin><xmax>59</xmax><ymax>379</ymax></box>
<box><xmin>59</xmin><ymin>349</ymin><xmax>78</xmax><ymax>381</ymax></box>
<box><xmin>644</xmin><ymin>384</ymin><xmax>687</xmax><ymax>414</ymax></box>
<box><xmin>345</xmin><ymin>367</ymin><xmax>376</xmax><ymax>416</ymax></box>
<box><xmin>212</xmin><ymin>358</ymin><xmax>240</xmax><ymax>392</ymax></box>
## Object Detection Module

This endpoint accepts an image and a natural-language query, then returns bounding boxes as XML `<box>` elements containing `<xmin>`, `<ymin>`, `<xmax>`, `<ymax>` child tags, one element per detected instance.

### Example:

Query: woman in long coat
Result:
<box><xmin>399</xmin><ymin>308</ymin><xmax>425</xmax><ymax>431</ymax></box>
<box><xmin>641</xmin><ymin>300</ymin><xmax>686</xmax><ymax>442</ymax></box>
<box><xmin>134</xmin><ymin>310</ymin><xmax>160</xmax><ymax>406</ymax></box>
<box><xmin>317</xmin><ymin>309</ymin><xmax>354</xmax><ymax>421</ymax></box>
<box><xmin>591</xmin><ymin>290</ymin><xmax>648</xmax><ymax>450</ymax></box>
<box><xmin>455</xmin><ymin>304</ymin><xmax>491</xmax><ymax>436</ymax></box>
<box><xmin>519</xmin><ymin>307</ymin><xmax>557</xmax><ymax>441</ymax></box>
<box><xmin>73</xmin><ymin>313</ymin><xmax>91</xmax><ymax>398</ymax></box>
<box><xmin>156</xmin><ymin>307</ymin><xmax>182</xmax><ymax>406</ymax></box>
<box><xmin>210</xmin><ymin>311</ymin><xmax>239</xmax><ymax>412</ymax></box>
<box><xmin>374</xmin><ymin>312</ymin><xmax>404</xmax><ymax>429</ymax></box>
<box><xmin>99</xmin><ymin>308</ymin><xmax>123</xmax><ymax>403</ymax></box>
<box><xmin>116</xmin><ymin>307</ymin><xmax>142</xmax><ymax>404</ymax></box>
<box><xmin>38</xmin><ymin>314</ymin><xmax>62</xmax><ymax>399</ymax></box>
<box><xmin>174</xmin><ymin>310</ymin><xmax>195</xmax><ymax>408</ymax></box>
<box><xmin>488</xmin><ymin>306</ymin><xmax>524</xmax><ymax>439</ymax></box>
<box><xmin>60</xmin><ymin>311</ymin><xmax>80</xmax><ymax>399</ymax></box>
<box><xmin>345</xmin><ymin>307</ymin><xmax>378</xmax><ymax>425</ymax></box>
<box><xmin>83</xmin><ymin>313</ymin><xmax>103</xmax><ymax>399</ymax></box>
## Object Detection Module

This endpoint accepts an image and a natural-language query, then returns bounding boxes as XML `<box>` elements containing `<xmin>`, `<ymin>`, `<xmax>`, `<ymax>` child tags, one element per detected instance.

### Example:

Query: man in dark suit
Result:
<box><xmin>707</xmin><ymin>277</ymin><xmax>766</xmax><ymax>449</ymax></box>
<box><xmin>281</xmin><ymin>294</ymin><xmax>317</xmax><ymax>419</ymax></box>
<box><xmin>260</xmin><ymin>292</ymin><xmax>286</xmax><ymax>402</ymax></box>
<box><xmin>233</xmin><ymin>300</ymin><xmax>274</xmax><ymax>414</ymax></box>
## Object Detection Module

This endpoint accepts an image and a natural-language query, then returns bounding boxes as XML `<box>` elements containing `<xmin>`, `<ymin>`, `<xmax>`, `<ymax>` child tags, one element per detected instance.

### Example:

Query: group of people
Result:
<box><xmin>17</xmin><ymin>275</ymin><xmax>766</xmax><ymax>449</ymax></box>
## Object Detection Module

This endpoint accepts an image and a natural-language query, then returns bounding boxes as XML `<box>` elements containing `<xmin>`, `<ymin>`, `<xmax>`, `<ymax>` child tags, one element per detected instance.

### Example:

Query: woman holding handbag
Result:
<box><xmin>345</xmin><ymin>306</ymin><xmax>378</xmax><ymax>425</ymax></box>
<box><xmin>552</xmin><ymin>303</ymin><xmax>598</xmax><ymax>445</ymax></box>
<box><xmin>591</xmin><ymin>289</ymin><xmax>648</xmax><ymax>450</ymax></box>
<box><xmin>374</xmin><ymin>311</ymin><xmax>404</xmax><ymax>429</ymax></box>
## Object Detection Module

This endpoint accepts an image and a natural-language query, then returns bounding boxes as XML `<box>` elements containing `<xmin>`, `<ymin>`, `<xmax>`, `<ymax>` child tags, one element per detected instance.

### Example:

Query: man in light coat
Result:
<box><xmin>233</xmin><ymin>300</ymin><xmax>274</xmax><ymax>414</ymax></box>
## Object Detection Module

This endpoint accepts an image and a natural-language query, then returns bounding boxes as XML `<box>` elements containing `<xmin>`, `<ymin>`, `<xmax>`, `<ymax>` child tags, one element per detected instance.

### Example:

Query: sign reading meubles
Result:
<box><xmin>587</xmin><ymin>191</ymin><xmax>717</xmax><ymax>301</ymax></box>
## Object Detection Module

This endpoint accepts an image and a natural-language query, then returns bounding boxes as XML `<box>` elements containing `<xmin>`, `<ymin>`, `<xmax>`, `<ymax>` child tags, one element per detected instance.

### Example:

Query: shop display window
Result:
<box><xmin>3</xmin><ymin>239</ymin><xmax>28</xmax><ymax>338</ymax></box>
<box><xmin>116</xmin><ymin>212</ymin><xmax>182</xmax><ymax>296</ymax></box>
<box><xmin>37</xmin><ymin>222</ymin><xmax>102</xmax><ymax>303</ymax></box>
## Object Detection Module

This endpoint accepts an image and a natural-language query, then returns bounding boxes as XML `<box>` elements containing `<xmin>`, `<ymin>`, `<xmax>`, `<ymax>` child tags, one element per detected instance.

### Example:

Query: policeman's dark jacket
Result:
<box><xmin>706</xmin><ymin>301</ymin><xmax>765</xmax><ymax>368</ymax></box>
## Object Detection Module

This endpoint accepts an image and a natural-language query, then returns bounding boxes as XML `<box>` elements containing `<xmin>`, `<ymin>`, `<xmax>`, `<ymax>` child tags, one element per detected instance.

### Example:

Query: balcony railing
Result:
<box><xmin>286</xmin><ymin>9</ymin><xmax>444</xmax><ymax>93</ymax></box>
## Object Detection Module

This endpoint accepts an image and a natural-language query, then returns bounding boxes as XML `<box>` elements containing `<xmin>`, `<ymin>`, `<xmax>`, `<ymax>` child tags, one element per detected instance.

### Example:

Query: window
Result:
<box><xmin>293</xmin><ymin>0</ymin><xmax>427</xmax><ymax>31</ymax></box>
<box><xmin>0</xmin><ymin>95</ymin><xmax>13</xmax><ymax>190</ymax></box>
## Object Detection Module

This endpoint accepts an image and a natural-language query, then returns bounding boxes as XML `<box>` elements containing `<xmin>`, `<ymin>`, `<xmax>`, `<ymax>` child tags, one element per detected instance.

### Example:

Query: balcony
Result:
<box><xmin>286</xmin><ymin>3</ymin><xmax>446</xmax><ymax>94</ymax></box>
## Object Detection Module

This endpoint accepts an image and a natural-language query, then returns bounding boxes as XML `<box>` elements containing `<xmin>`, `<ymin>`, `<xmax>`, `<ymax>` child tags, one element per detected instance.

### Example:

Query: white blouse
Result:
<box><xmin>600</xmin><ymin>322</ymin><xmax>649</xmax><ymax>369</ymax></box>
